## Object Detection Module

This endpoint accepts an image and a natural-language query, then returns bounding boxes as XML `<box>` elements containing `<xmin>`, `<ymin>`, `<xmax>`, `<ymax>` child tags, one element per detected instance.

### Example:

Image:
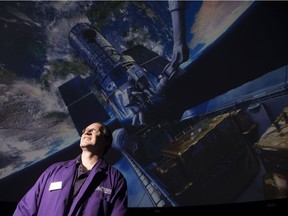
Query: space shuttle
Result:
<box><xmin>57</xmin><ymin>1</ymin><xmax>288</xmax><ymax>206</ymax></box>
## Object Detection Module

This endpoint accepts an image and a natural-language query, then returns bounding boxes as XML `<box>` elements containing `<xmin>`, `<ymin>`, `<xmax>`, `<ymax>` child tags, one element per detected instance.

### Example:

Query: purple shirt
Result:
<box><xmin>13</xmin><ymin>156</ymin><xmax>128</xmax><ymax>216</ymax></box>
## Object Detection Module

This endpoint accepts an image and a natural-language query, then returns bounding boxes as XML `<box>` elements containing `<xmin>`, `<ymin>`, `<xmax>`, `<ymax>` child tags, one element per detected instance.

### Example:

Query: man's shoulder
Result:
<box><xmin>46</xmin><ymin>158</ymin><xmax>77</xmax><ymax>171</ymax></box>
<box><xmin>98</xmin><ymin>159</ymin><xmax>124</xmax><ymax>175</ymax></box>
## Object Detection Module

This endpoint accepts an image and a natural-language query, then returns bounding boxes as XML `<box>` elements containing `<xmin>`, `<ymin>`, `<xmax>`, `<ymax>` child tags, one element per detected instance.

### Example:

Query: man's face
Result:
<box><xmin>80</xmin><ymin>123</ymin><xmax>106</xmax><ymax>154</ymax></box>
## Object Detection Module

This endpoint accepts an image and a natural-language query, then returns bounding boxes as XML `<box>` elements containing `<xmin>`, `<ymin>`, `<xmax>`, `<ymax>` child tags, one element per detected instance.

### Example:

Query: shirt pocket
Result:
<box><xmin>83</xmin><ymin>195</ymin><xmax>111</xmax><ymax>215</ymax></box>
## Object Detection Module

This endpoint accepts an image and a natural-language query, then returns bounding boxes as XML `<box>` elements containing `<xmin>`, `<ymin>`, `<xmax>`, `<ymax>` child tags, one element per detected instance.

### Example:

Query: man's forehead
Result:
<box><xmin>86</xmin><ymin>123</ymin><xmax>102</xmax><ymax>128</ymax></box>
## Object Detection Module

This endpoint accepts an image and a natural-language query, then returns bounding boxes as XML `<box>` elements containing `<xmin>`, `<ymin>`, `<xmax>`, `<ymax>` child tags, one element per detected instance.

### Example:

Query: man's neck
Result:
<box><xmin>81</xmin><ymin>151</ymin><xmax>100</xmax><ymax>171</ymax></box>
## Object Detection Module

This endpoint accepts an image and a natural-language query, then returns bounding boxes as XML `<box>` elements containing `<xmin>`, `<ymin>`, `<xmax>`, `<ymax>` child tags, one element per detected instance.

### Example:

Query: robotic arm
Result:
<box><xmin>156</xmin><ymin>0</ymin><xmax>189</xmax><ymax>95</ymax></box>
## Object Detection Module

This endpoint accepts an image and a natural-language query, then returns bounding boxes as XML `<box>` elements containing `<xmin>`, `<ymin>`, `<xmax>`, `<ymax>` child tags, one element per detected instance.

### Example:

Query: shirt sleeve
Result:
<box><xmin>12</xmin><ymin>167</ymin><xmax>51</xmax><ymax>216</ymax></box>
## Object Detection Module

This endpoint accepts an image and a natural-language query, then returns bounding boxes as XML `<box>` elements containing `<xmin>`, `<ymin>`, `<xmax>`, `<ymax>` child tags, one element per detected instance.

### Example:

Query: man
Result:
<box><xmin>13</xmin><ymin>122</ymin><xmax>128</xmax><ymax>216</ymax></box>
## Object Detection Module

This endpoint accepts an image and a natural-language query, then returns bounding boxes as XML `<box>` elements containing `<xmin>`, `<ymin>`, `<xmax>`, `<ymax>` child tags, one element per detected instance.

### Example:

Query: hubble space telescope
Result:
<box><xmin>63</xmin><ymin>23</ymin><xmax>171</xmax><ymax>134</ymax></box>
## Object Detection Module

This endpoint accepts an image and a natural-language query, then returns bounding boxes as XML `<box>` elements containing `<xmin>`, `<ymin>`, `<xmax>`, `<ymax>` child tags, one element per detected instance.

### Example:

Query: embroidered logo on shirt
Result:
<box><xmin>96</xmin><ymin>186</ymin><xmax>112</xmax><ymax>194</ymax></box>
<box><xmin>49</xmin><ymin>181</ymin><xmax>62</xmax><ymax>191</ymax></box>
